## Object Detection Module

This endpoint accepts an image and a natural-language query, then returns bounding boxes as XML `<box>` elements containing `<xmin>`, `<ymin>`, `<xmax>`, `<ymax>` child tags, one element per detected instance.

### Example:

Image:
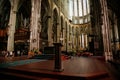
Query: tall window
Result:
<box><xmin>87</xmin><ymin>0</ymin><xmax>90</xmax><ymax>14</ymax></box>
<box><xmin>78</xmin><ymin>0</ymin><xmax>82</xmax><ymax>16</ymax></box>
<box><xmin>69</xmin><ymin>0</ymin><xmax>90</xmax><ymax>24</ymax></box>
<box><xmin>69</xmin><ymin>0</ymin><xmax>73</xmax><ymax>20</ymax></box>
<box><xmin>74</xmin><ymin>0</ymin><xmax>78</xmax><ymax>16</ymax></box>
<box><xmin>83</xmin><ymin>0</ymin><xmax>87</xmax><ymax>16</ymax></box>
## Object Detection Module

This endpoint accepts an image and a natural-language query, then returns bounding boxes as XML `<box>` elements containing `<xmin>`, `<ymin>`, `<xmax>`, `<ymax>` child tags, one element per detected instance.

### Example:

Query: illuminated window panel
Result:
<box><xmin>79</xmin><ymin>19</ymin><xmax>83</xmax><ymax>24</ymax></box>
<box><xmin>83</xmin><ymin>0</ymin><xmax>87</xmax><ymax>16</ymax></box>
<box><xmin>69</xmin><ymin>0</ymin><xmax>73</xmax><ymax>20</ymax></box>
<box><xmin>80</xmin><ymin>35</ymin><xmax>82</xmax><ymax>48</ymax></box>
<box><xmin>88</xmin><ymin>16</ymin><xmax>90</xmax><ymax>21</ymax></box>
<box><xmin>87</xmin><ymin>0</ymin><xmax>90</xmax><ymax>14</ymax></box>
<box><xmin>85</xmin><ymin>18</ymin><xmax>88</xmax><ymax>23</ymax></box>
<box><xmin>68</xmin><ymin>0</ymin><xmax>90</xmax><ymax>24</ymax></box>
<box><xmin>85</xmin><ymin>34</ymin><xmax>88</xmax><ymax>48</ymax></box>
<box><xmin>74</xmin><ymin>0</ymin><xmax>78</xmax><ymax>16</ymax></box>
<box><xmin>82</xmin><ymin>33</ymin><xmax>84</xmax><ymax>48</ymax></box>
<box><xmin>73</xmin><ymin>19</ymin><xmax>78</xmax><ymax>24</ymax></box>
<box><xmin>78</xmin><ymin>0</ymin><xmax>83</xmax><ymax>16</ymax></box>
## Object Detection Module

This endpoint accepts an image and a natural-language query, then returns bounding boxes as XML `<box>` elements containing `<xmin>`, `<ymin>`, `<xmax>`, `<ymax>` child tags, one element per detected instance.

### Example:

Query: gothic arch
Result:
<box><xmin>0</xmin><ymin>0</ymin><xmax>11</xmax><ymax>50</ymax></box>
<box><xmin>16</xmin><ymin>0</ymin><xmax>31</xmax><ymax>29</ymax></box>
<box><xmin>52</xmin><ymin>8</ymin><xmax>58</xmax><ymax>42</ymax></box>
<box><xmin>0</xmin><ymin>0</ymin><xmax>11</xmax><ymax>29</ymax></box>
<box><xmin>60</xmin><ymin>16</ymin><xmax>64</xmax><ymax>40</ymax></box>
<box><xmin>40</xmin><ymin>0</ymin><xmax>50</xmax><ymax>46</ymax></box>
<box><xmin>14</xmin><ymin>0</ymin><xmax>31</xmax><ymax>54</ymax></box>
<box><xmin>61</xmin><ymin>16</ymin><xmax>64</xmax><ymax>31</ymax></box>
<box><xmin>65</xmin><ymin>21</ymin><xmax>68</xmax><ymax>52</ymax></box>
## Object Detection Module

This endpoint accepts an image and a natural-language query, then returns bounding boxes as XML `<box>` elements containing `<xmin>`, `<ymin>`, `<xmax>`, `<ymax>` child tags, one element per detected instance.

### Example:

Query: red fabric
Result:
<box><xmin>61</xmin><ymin>55</ymin><xmax>70</xmax><ymax>60</ymax></box>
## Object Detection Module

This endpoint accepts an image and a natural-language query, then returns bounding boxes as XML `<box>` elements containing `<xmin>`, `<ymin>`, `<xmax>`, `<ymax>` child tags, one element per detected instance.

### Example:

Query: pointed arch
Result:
<box><xmin>40</xmin><ymin>0</ymin><xmax>50</xmax><ymax>48</ymax></box>
<box><xmin>52</xmin><ymin>8</ymin><xmax>58</xmax><ymax>42</ymax></box>
<box><xmin>0</xmin><ymin>0</ymin><xmax>11</xmax><ymax>29</ymax></box>
<box><xmin>16</xmin><ymin>0</ymin><xmax>31</xmax><ymax>29</ymax></box>
<box><xmin>60</xmin><ymin>16</ymin><xmax>64</xmax><ymax>40</ymax></box>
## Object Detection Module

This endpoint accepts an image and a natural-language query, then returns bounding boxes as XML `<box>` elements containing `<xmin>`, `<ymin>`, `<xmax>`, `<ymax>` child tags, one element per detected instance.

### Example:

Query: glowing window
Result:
<box><xmin>69</xmin><ymin>0</ymin><xmax>90</xmax><ymax>24</ymax></box>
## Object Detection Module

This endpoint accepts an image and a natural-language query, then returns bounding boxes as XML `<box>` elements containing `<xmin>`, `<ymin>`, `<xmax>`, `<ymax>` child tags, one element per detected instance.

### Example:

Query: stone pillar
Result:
<box><xmin>7</xmin><ymin>0</ymin><xmax>19</xmax><ymax>52</ymax></box>
<box><xmin>30</xmin><ymin>0</ymin><xmax>41</xmax><ymax>50</ymax></box>
<box><xmin>100</xmin><ymin>0</ymin><xmax>113</xmax><ymax>61</ymax></box>
<box><xmin>53</xmin><ymin>43</ymin><xmax>63</xmax><ymax>72</ymax></box>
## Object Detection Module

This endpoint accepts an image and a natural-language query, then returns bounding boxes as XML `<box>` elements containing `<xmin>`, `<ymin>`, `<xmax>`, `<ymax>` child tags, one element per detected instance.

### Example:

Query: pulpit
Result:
<box><xmin>53</xmin><ymin>43</ymin><xmax>64</xmax><ymax>72</ymax></box>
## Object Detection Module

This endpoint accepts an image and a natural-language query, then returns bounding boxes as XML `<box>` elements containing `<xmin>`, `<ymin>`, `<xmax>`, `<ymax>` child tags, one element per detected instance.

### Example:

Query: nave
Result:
<box><xmin>0</xmin><ymin>0</ymin><xmax>120</xmax><ymax>80</ymax></box>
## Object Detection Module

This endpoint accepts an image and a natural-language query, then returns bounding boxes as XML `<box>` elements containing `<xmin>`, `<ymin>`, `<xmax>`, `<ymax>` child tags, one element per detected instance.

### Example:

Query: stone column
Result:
<box><xmin>100</xmin><ymin>0</ymin><xmax>113</xmax><ymax>61</ymax></box>
<box><xmin>7</xmin><ymin>0</ymin><xmax>19</xmax><ymax>52</ymax></box>
<box><xmin>30</xmin><ymin>0</ymin><xmax>41</xmax><ymax>50</ymax></box>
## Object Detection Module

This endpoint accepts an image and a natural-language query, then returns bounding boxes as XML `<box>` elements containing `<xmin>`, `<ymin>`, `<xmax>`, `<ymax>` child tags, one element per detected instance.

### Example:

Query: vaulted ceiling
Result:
<box><xmin>0</xmin><ymin>0</ymin><xmax>120</xmax><ymax>29</ymax></box>
<box><xmin>107</xmin><ymin>0</ymin><xmax>120</xmax><ymax>18</ymax></box>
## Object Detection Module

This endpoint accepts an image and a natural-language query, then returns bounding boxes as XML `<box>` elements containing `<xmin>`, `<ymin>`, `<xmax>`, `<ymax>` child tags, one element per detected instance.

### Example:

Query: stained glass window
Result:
<box><xmin>78</xmin><ymin>0</ymin><xmax>83</xmax><ymax>16</ymax></box>
<box><xmin>69</xmin><ymin>0</ymin><xmax>90</xmax><ymax>24</ymax></box>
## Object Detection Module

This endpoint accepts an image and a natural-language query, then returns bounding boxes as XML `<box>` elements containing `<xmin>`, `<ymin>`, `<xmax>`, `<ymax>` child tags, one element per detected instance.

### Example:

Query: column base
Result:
<box><xmin>105</xmin><ymin>52</ymin><xmax>113</xmax><ymax>61</ymax></box>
